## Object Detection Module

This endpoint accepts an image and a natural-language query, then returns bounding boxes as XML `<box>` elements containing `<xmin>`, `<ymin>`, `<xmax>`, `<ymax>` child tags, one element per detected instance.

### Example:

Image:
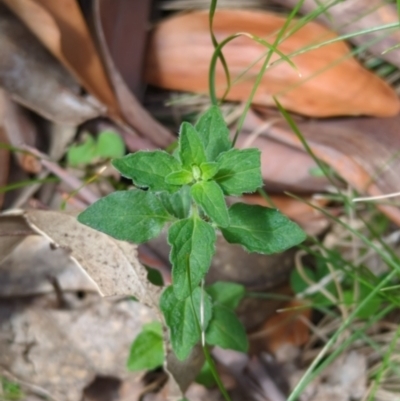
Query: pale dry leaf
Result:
<box><xmin>2</xmin><ymin>0</ymin><xmax>119</xmax><ymax>116</ymax></box>
<box><xmin>0</xmin><ymin>4</ymin><xmax>102</xmax><ymax>124</ymax></box>
<box><xmin>0</xmin><ymin>209</ymin><xmax>160</xmax><ymax>305</ymax></box>
<box><xmin>0</xmin><ymin>235</ymin><xmax>97</xmax><ymax>296</ymax></box>
<box><xmin>16</xmin><ymin>209</ymin><xmax>161</xmax><ymax>308</ymax></box>
<box><xmin>0</xmin><ymin>90</ymin><xmax>41</xmax><ymax>175</ymax></box>
<box><xmin>0</xmin><ymin>214</ymin><xmax>34</xmax><ymax>264</ymax></box>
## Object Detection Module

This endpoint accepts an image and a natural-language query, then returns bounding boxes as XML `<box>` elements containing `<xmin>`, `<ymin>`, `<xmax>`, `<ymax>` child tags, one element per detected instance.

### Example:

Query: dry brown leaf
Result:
<box><xmin>3</xmin><ymin>0</ymin><xmax>174</xmax><ymax>147</ymax></box>
<box><xmin>145</xmin><ymin>9</ymin><xmax>400</xmax><ymax>117</ymax></box>
<box><xmin>274</xmin><ymin>0</ymin><xmax>400</xmax><ymax>69</ymax></box>
<box><xmin>254</xmin><ymin>300</ymin><xmax>311</xmax><ymax>354</ymax></box>
<box><xmin>98</xmin><ymin>0</ymin><xmax>152</xmax><ymax>98</ymax></box>
<box><xmin>244</xmin><ymin>110</ymin><xmax>400</xmax><ymax>225</ymax></box>
<box><xmin>93</xmin><ymin>0</ymin><xmax>175</xmax><ymax>147</ymax></box>
<box><xmin>2</xmin><ymin>0</ymin><xmax>119</xmax><ymax>116</ymax></box>
<box><xmin>0</xmin><ymin>90</ymin><xmax>42</xmax><ymax>175</ymax></box>
<box><xmin>0</xmin><ymin>4</ymin><xmax>102</xmax><ymax>124</ymax></box>
<box><xmin>0</xmin><ymin>235</ymin><xmax>97</xmax><ymax>296</ymax></box>
<box><xmin>5</xmin><ymin>210</ymin><xmax>161</xmax><ymax>307</ymax></box>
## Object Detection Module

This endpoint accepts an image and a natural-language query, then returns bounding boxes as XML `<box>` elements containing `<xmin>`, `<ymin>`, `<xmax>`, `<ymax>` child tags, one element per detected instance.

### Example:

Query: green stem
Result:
<box><xmin>185</xmin><ymin>223</ymin><xmax>232</xmax><ymax>401</ymax></box>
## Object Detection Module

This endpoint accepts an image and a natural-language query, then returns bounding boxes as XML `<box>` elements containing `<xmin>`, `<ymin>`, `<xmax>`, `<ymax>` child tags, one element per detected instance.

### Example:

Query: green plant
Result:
<box><xmin>77</xmin><ymin>105</ymin><xmax>306</xmax><ymax>364</ymax></box>
<box><xmin>67</xmin><ymin>130</ymin><xmax>125</xmax><ymax>167</ymax></box>
<box><xmin>0</xmin><ymin>378</ymin><xmax>23</xmax><ymax>401</ymax></box>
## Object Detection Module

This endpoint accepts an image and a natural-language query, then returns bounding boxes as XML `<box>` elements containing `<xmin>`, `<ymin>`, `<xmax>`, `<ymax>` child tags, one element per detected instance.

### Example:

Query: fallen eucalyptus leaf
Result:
<box><xmin>93</xmin><ymin>0</ymin><xmax>175</xmax><ymax>147</ymax></box>
<box><xmin>146</xmin><ymin>9</ymin><xmax>400</xmax><ymax>117</ymax></box>
<box><xmin>244</xmin><ymin>110</ymin><xmax>400</xmax><ymax>226</ymax></box>
<box><xmin>0</xmin><ymin>4</ymin><xmax>102</xmax><ymax>124</ymax></box>
<box><xmin>8</xmin><ymin>209</ymin><xmax>161</xmax><ymax>307</ymax></box>
<box><xmin>3</xmin><ymin>0</ymin><xmax>118</xmax><ymax>116</ymax></box>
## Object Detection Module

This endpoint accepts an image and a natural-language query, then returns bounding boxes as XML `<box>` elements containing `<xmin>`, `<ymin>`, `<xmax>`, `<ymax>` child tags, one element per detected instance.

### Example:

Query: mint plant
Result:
<box><xmin>78</xmin><ymin>106</ymin><xmax>306</xmax><ymax>362</ymax></box>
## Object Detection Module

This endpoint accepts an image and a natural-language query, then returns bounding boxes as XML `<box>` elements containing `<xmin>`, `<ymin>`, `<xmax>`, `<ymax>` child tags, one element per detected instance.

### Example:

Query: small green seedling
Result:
<box><xmin>67</xmin><ymin>130</ymin><xmax>125</xmax><ymax>167</ymax></box>
<box><xmin>78</xmin><ymin>106</ymin><xmax>306</xmax><ymax>362</ymax></box>
<box><xmin>1</xmin><ymin>377</ymin><xmax>23</xmax><ymax>401</ymax></box>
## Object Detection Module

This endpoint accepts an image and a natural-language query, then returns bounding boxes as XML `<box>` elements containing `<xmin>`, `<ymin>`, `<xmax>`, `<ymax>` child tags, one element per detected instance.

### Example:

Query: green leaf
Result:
<box><xmin>127</xmin><ymin>322</ymin><xmax>164</xmax><ymax>371</ymax></box>
<box><xmin>206</xmin><ymin>281</ymin><xmax>245</xmax><ymax>309</ymax></box>
<box><xmin>67</xmin><ymin>134</ymin><xmax>97</xmax><ymax>166</ymax></box>
<box><xmin>112</xmin><ymin>150</ymin><xmax>181</xmax><ymax>193</ymax></box>
<box><xmin>145</xmin><ymin>266</ymin><xmax>164</xmax><ymax>286</ymax></box>
<box><xmin>168</xmin><ymin>216</ymin><xmax>216</xmax><ymax>299</ymax></box>
<box><xmin>196</xmin><ymin>361</ymin><xmax>216</xmax><ymax>388</ymax></box>
<box><xmin>220</xmin><ymin>203</ymin><xmax>306</xmax><ymax>254</ymax></box>
<box><xmin>165</xmin><ymin>170</ymin><xmax>193</xmax><ymax>185</ymax></box>
<box><xmin>142</xmin><ymin>321</ymin><xmax>163</xmax><ymax>334</ymax></box>
<box><xmin>195</xmin><ymin>106</ymin><xmax>232</xmax><ymax>161</ymax></box>
<box><xmin>215</xmin><ymin>148</ymin><xmax>262</xmax><ymax>195</ymax></box>
<box><xmin>343</xmin><ymin>283</ymin><xmax>383</xmax><ymax>319</ymax></box>
<box><xmin>200</xmin><ymin>162</ymin><xmax>219</xmax><ymax>180</ymax></box>
<box><xmin>159</xmin><ymin>186</ymin><xmax>191</xmax><ymax>220</ymax></box>
<box><xmin>179</xmin><ymin>122</ymin><xmax>207</xmax><ymax>168</ymax></box>
<box><xmin>160</xmin><ymin>286</ymin><xmax>212</xmax><ymax>360</ymax></box>
<box><xmin>1</xmin><ymin>377</ymin><xmax>23</xmax><ymax>401</ymax></box>
<box><xmin>191</xmin><ymin>181</ymin><xmax>229</xmax><ymax>227</ymax></box>
<box><xmin>206</xmin><ymin>305</ymin><xmax>248</xmax><ymax>352</ymax></box>
<box><xmin>78</xmin><ymin>189</ymin><xmax>172</xmax><ymax>243</ymax></box>
<box><xmin>290</xmin><ymin>267</ymin><xmax>316</xmax><ymax>295</ymax></box>
<box><xmin>96</xmin><ymin>131</ymin><xmax>125</xmax><ymax>159</ymax></box>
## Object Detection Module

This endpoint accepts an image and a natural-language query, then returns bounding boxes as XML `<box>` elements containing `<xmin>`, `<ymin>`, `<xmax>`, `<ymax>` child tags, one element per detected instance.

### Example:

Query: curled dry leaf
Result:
<box><xmin>0</xmin><ymin>90</ymin><xmax>42</xmax><ymax>174</ymax></box>
<box><xmin>97</xmin><ymin>0</ymin><xmax>152</xmax><ymax>98</ymax></box>
<box><xmin>0</xmin><ymin>4</ymin><xmax>102</xmax><ymax>125</ymax></box>
<box><xmin>145</xmin><ymin>9</ymin><xmax>400</xmax><ymax>117</ymax></box>
<box><xmin>3</xmin><ymin>0</ymin><xmax>174</xmax><ymax>146</ymax></box>
<box><xmin>93</xmin><ymin>0</ymin><xmax>175</xmax><ymax>147</ymax></box>
<box><xmin>2</xmin><ymin>0</ymin><xmax>119</xmax><ymax>116</ymax></box>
